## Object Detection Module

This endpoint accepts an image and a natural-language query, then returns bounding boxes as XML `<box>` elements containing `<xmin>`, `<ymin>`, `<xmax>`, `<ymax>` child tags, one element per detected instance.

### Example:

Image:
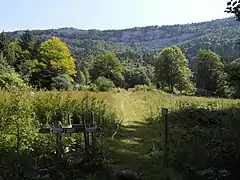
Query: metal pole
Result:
<box><xmin>82</xmin><ymin>114</ymin><xmax>89</xmax><ymax>155</ymax></box>
<box><xmin>162</xmin><ymin>108</ymin><xmax>169</xmax><ymax>154</ymax></box>
<box><xmin>56</xmin><ymin>112</ymin><xmax>63</xmax><ymax>157</ymax></box>
<box><xmin>91</xmin><ymin>112</ymin><xmax>96</xmax><ymax>157</ymax></box>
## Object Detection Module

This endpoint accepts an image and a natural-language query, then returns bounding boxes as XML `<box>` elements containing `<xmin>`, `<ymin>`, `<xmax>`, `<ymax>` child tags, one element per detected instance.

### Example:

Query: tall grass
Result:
<box><xmin>146</xmin><ymin>94</ymin><xmax>240</xmax><ymax>179</ymax></box>
<box><xmin>1</xmin><ymin>89</ymin><xmax>240</xmax><ymax>179</ymax></box>
<box><xmin>0</xmin><ymin>89</ymin><xmax>120</xmax><ymax>179</ymax></box>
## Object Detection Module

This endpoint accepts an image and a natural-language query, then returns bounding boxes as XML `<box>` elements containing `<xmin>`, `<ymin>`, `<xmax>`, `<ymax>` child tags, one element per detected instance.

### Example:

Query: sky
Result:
<box><xmin>1</xmin><ymin>0</ymin><xmax>232</xmax><ymax>32</ymax></box>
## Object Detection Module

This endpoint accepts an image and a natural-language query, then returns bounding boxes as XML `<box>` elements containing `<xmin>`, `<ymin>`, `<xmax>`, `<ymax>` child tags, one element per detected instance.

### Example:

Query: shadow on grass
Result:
<box><xmin>161</xmin><ymin>106</ymin><xmax>240</xmax><ymax>180</ymax></box>
<box><xmin>106</xmin><ymin>121</ymin><xmax>181</xmax><ymax>180</ymax></box>
<box><xmin>106</xmin><ymin>106</ymin><xmax>240</xmax><ymax>180</ymax></box>
<box><xmin>2</xmin><ymin>106</ymin><xmax>240</xmax><ymax>180</ymax></box>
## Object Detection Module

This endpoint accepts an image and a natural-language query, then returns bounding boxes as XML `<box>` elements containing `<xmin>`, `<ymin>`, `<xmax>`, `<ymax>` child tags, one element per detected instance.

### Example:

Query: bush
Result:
<box><xmin>73</xmin><ymin>84</ymin><xmax>90</xmax><ymax>91</ymax></box>
<box><xmin>133</xmin><ymin>84</ymin><xmax>152</xmax><ymax>91</ymax></box>
<box><xmin>95</xmin><ymin>76</ymin><xmax>115</xmax><ymax>92</ymax></box>
<box><xmin>147</xmin><ymin>99</ymin><xmax>240</xmax><ymax>179</ymax></box>
<box><xmin>51</xmin><ymin>74</ymin><xmax>73</xmax><ymax>90</ymax></box>
<box><xmin>0</xmin><ymin>72</ymin><xmax>26</xmax><ymax>88</ymax></box>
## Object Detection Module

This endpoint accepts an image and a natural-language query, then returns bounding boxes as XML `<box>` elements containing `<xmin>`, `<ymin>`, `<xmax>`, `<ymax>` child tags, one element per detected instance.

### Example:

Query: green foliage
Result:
<box><xmin>88</xmin><ymin>83</ymin><xmax>99</xmax><ymax>92</ymax></box>
<box><xmin>40</xmin><ymin>36</ymin><xmax>76</xmax><ymax>77</ymax></box>
<box><xmin>29</xmin><ymin>36</ymin><xmax>76</xmax><ymax>89</ymax></box>
<box><xmin>0</xmin><ymin>56</ymin><xmax>14</xmax><ymax>74</ymax></box>
<box><xmin>78</xmin><ymin>70</ymin><xmax>86</xmax><ymax>85</ymax></box>
<box><xmin>95</xmin><ymin>76</ymin><xmax>116</xmax><ymax>92</ymax></box>
<box><xmin>6</xmin><ymin>31</ymin><xmax>41</xmax><ymax>86</ymax></box>
<box><xmin>7</xmin><ymin>41</ymin><xmax>22</xmax><ymax>66</ymax></box>
<box><xmin>7</xmin><ymin>18</ymin><xmax>240</xmax><ymax>65</ymax></box>
<box><xmin>225</xmin><ymin>59</ymin><xmax>240</xmax><ymax>98</ymax></box>
<box><xmin>83</xmin><ymin>67</ymin><xmax>91</xmax><ymax>85</ymax></box>
<box><xmin>51</xmin><ymin>74</ymin><xmax>73</xmax><ymax>90</ymax></box>
<box><xmin>90</xmin><ymin>52</ymin><xmax>124</xmax><ymax>82</ymax></box>
<box><xmin>0</xmin><ymin>31</ymin><xmax>8</xmax><ymax>58</ymax></box>
<box><xmin>0</xmin><ymin>72</ymin><xmax>26</xmax><ymax>88</ymax></box>
<box><xmin>133</xmin><ymin>84</ymin><xmax>152</xmax><ymax>91</ymax></box>
<box><xmin>5</xmin><ymin>21</ymin><xmax>240</xmax><ymax>93</ymax></box>
<box><xmin>155</xmin><ymin>46</ymin><xmax>193</xmax><ymax>93</ymax></box>
<box><xmin>0</xmin><ymin>90</ymin><xmax>119</xmax><ymax>179</ymax></box>
<box><xmin>18</xmin><ymin>30</ymin><xmax>33</xmax><ymax>53</ymax></box>
<box><xmin>123</xmin><ymin>64</ymin><xmax>151</xmax><ymax>88</ymax></box>
<box><xmin>76</xmin><ymin>63</ymin><xmax>86</xmax><ymax>85</ymax></box>
<box><xmin>18</xmin><ymin>59</ymin><xmax>38</xmax><ymax>83</ymax></box>
<box><xmin>167</xmin><ymin>105</ymin><xmax>240</xmax><ymax>179</ymax></box>
<box><xmin>146</xmin><ymin>95</ymin><xmax>240</xmax><ymax>179</ymax></box>
<box><xmin>195</xmin><ymin>49</ymin><xmax>226</xmax><ymax>96</ymax></box>
<box><xmin>0</xmin><ymin>56</ymin><xmax>25</xmax><ymax>88</ymax></box>
<box><xmin>0</xmin><ymin>91</ymin><xmax>36</xmax><ymax>151</ymax></box>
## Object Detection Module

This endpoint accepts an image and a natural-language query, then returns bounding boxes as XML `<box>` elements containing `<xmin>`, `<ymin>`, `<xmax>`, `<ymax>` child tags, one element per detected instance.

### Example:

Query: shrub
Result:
<box><xmin>0</xmin><ymin>72</ymin><xmax>26</xmax><ymax>88</ymax></box>
<box><xmin>133</xmin><ymin>84</ymin><xmax>152</xmax><ymax>91</ymax></box>
<box><xmin>51</xmin><ymin>74</ymin><xmax>73</xmax><ymax>90</ymax></box>
<box><xmin>95</xmin><ymin>76</ymin><xmax>115</xmax><ymax>92</ymax></box>
<box><xmin>147</xmin><ymin>99</ymin><xmax>240</xmax><ymax>179</ymax></box>
<box><xmin>88</xmin><ymin>83</ymin><xmax>99</xmax><ymax>92</ymax></box>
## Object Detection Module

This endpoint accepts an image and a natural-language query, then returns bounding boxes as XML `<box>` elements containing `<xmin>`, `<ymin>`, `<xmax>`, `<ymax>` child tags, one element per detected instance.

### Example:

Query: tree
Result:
<box><xmin>0</xmin><ymin>31</ymin><xmax>8</xmax><ymax>58</ymax></box>
<box><xmin>225</xmin><ymin>59</ymin><xmax>240</xmax><ymax>98</ymax></box>
<box><xmin>30</xmin><ymin>37</ymin><xmax>76</xmax><ymax>89</ymax></box>
<box><xmin>155</xmin><ymin>46</ymin><xmax>193</xmax><ymax>93</ymax></box>
<box><xmin>90</xmin><ymin>52</ymin><xmax>124</xmax><ymax>83</ymax></box>
<box><xmin>7</xmin><ymin>41</ymin><xmax>22</xmax><ymax>66</ymax></box>
<box><xmin>83</xmin><ymin>67</ymin><xmax>91</xmax><ymax>85</ymax></box>
<box><xmin>95</xmin><ymin>76</ymin><xmax>115</xmax><ymax>91</ymax></box>
<box><xmin>18</xmin><ymin>30</ymin><xmax>33</xmax><ymax>53</ymax></box>
<box><xmin>225</xmin><ymin>0</ymin><xmax>240</xmax><ymax>20</ymax></box>
<box><xmin>51</xmin><ymin>74</ymin><xmax>73</xmax><ymax>90</ymax></box>
<box><xmin>0</xmin><ymin>54</ymin><xmax>13</xmax><ymax>74</ymax></box>
<box><xmin>123</xmin><ymin>67</ymin><xmax>151</xmax><ymax>88</ymax></box>
<box><xmin>17</xmin><ymin>59</ymin><xmax>38</xmax><ymax>83</ymax></box>
<box><xmin>40</xmin><ymin>37</ymin><xmax>76</xmax><ymax>77</ymax></box>
<box><xmin>77</xmin><ymin>69</ymin><xmax>86</xmax><ymax>85</ymax></box>
<box><xmin>194</xmin><ymin>49</ymin><xmax>225</xmax><ymax>96</ymax></box>
<box><xmin>31</xmin><ymin>40</ymin><xmax>41</xmax><ymax>60</ymax></box>
<box><xmin>0</xmin><ymin>55</ymin><xmax>25</xmax><ymax>88</ymax></box>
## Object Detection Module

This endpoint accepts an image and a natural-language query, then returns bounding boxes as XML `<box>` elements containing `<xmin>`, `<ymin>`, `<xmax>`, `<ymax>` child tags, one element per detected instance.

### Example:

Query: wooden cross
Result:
<box><xmin>39</xmin><ymin>112</ymin><xmax>100</xmax><ymax>157</ymax></box>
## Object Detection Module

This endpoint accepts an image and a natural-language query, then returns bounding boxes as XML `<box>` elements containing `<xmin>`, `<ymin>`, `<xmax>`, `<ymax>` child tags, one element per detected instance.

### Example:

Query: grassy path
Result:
<box><xmin>107</xmin><ymin>92</ymin><xmax>179</xmax><ymax>179</ymax></box>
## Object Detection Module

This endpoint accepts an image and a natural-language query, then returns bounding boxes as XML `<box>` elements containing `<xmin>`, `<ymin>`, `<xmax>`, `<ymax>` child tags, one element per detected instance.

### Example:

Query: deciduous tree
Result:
<box><xmin>155</xmin><ymin>46</ymin><xmax>193</xmax><ymax>93</ymax></box>
<box><xmin>195</xmin><ymin>50</ymin><xmax>226</xmax><ymax>95</ymax></box>
<box><xmin>90</xmin><ymin>52</ymin><xmax>124</xmax><ymax>83</ymax></box>
<box><xmin>31</xmin><ymin>37</ymin><xmax>76</xmax><ymax>89</ymax></box>
<box><xmin>225</xmin><ymin>59</ymin><xmax>240</xmax><ymax>98</ymax></box>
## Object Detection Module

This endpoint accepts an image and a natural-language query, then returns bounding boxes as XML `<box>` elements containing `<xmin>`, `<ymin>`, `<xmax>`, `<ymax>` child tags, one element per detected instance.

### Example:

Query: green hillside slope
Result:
<box><xmin>5</xmin><ymin>17</ymin><xmax>240</xmax><ymax>64</ymax></box>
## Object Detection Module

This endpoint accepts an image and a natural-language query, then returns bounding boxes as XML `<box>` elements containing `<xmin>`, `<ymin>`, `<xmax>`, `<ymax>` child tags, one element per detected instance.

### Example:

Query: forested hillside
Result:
<box><xmin>1</xmin><ymin>17</ymin><xmax>240</xmax><ymax>98</ymax></box>
<box><xmin>5</xmin><ymin>17</ymin><xmax>240</xmax><ymax>64</ymax></box>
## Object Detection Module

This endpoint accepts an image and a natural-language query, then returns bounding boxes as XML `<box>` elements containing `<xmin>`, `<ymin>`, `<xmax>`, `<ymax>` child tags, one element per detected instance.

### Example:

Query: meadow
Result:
<box><xmin>0</xmin><ymin>89</ymin><xmax>240</xmax><ymax>179</ymax></box>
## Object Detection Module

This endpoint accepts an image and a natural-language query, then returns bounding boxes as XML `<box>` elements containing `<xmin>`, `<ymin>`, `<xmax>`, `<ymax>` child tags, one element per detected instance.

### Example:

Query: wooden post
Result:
<box><xmin>82</xmin><ymin>114</ymin><xmax>89</xmax><ymax>155</ymax></box>
<box><xmin>162</xmin><ymin>108</ymin><xmax>169</xmax><ymax>154</ymax></box>
<box><xmin>39</xmin><ymin>111</ymin><xmax>101</xmax><ymax>158</ymax></box>
<box><xmin>56</xmin><ymin>112</ymin><xmax>63</xmax><ymax>157</ymax></box>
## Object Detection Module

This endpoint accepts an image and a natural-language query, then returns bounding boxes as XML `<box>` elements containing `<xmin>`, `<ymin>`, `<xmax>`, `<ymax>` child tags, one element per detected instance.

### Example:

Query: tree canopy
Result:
<box><xmin>90</xmin><ymin>52</ymin><xmax>124</xmax><ymax>82</ymax></box>
<box><xmin>225</xmin><ymin>0</ymin><xmax>240</xmax><ymax>20</ymax></box>
<box><xmin>40</xmin><ymin>37</ymin><xmax>76</xmax><ymax>77</ymax></box>
<box><xmin>195</xmin><ymin>50</ymin><xmax>226</xmax><ymax>96</ymax></box>
<box><xmin>31</xmin><ymin>37</ymin><xmax>76</xmax><ymax>89</ymax></box>
<box><xmin>155</xmin><ymin>46</ymin><xmax>193</xmax><ymax>93</ymax></box>
<box><xmin>225</xmin><ymin>59</ymin><xmax>240</xmax><ymax>98</ymax></box>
